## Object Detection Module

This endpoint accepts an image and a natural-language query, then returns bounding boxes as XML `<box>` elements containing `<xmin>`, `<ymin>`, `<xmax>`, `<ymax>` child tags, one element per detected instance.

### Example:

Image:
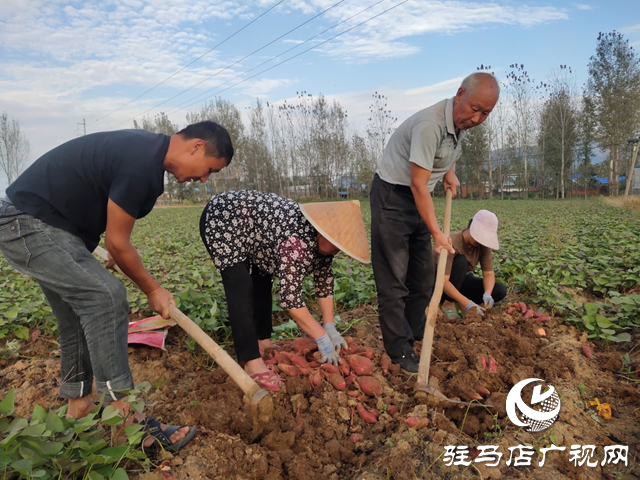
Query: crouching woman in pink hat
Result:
<box><xmin>440</xmin><ymin>209</ymin><xmax>506</xmax><ymax>319</ymax></box>
<box><xmin>200</xmin><ymin>190</ymin><xmax>370</xmax><ymax>391</ymax></box>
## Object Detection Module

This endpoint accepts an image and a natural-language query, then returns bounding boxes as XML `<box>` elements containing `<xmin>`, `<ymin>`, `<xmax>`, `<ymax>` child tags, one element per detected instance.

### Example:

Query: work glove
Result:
<box><xmin>465</xmin><ymin>300</ymin><xmax>485</xmax><ymax>317</ymax></box>
<box><xmin>323</xmin><ymin>323</ymin><xmax>347</xmax><ymax>351</ymax></box>
<box><xmin>482</xmin><ymin>293</ymin><xmax>495</xmax><ymax>309</ymax></box>
<box><xmin>316</xmin><ymin>333</ymin><xmax>341</xmax><ymax>365</ymax></box>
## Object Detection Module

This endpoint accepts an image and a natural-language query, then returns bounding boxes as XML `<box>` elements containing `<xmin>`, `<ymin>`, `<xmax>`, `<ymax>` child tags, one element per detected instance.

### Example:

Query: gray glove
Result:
<box><xmin>465</xmin><ymin>300</ymin><xmax>485</xmax><ymax>317</ymax></box>
<box><xmin>482</xmin><ymin>293</ymin><xmax>495</xmax><ymax>309</ymax></box>
<box><xmin>323</xmin><ymin>323</ymin><xmax>347</xmax><ymax>351</ymax></box>
<box><xmin>316</xmin><ymin>333</ymin><xmax>340</xmax><ymax>365</ymax></box>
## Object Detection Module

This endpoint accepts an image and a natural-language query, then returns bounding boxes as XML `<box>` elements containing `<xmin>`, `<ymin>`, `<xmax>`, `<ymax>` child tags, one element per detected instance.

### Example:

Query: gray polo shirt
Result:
<box><xmin>376</xmin><ymin>97</ymin><xmax>464</xmax><ymax>192</ymax></box>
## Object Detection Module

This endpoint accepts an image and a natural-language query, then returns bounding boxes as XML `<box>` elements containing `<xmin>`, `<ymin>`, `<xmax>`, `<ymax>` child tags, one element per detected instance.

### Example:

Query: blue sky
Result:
<box><xmin>1</xmin><ymin>0</ymin><xmax>639</xmax><ymax>193</ymax></box>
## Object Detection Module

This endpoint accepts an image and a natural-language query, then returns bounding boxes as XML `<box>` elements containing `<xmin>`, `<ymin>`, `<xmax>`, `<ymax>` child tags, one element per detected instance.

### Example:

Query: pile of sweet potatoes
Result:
<box><xmin>264</xmin><ymin>336</ymin><xmax>396</xmax><ymax>425</ymax></box>
<box><xmin>506</xmin><ymin>301</ymin><xmax>550</xmax><ymax>322</ymax></box>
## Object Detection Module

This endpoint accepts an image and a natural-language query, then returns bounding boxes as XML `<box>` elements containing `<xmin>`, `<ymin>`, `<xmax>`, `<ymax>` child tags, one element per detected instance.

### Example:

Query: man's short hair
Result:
<box><xmin>178</xmin><ymin>121</ymin><xmax>234</xmax><ymax>164</ymax></box>
<box><xmin>460</xmin><ymin>72</ymin><xmax>500</xmax><ymax>98</ymax></box>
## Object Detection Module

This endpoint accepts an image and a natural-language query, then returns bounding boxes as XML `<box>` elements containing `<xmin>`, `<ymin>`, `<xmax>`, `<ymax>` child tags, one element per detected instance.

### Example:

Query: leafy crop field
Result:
<box><xmin>1</xmin><ymin>197</ymin><xmax>640</xmax><ymax>480</ymax></box>
<box><xmin>2</xmin><ymin>198</ymin><xmax>638</xmax><ymax>348</ymax></box>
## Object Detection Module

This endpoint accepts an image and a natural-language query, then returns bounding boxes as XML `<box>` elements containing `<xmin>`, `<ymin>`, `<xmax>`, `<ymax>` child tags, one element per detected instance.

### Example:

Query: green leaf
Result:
<box><xmin>595</xmin><ymin>314</ymin><xmax>613</xmax><ymax>328</ymax></box>
<box><xmin>99</xmin><ymin>444</ymin><xmax>130</xmax><ymax>460</ymax></box>
<box><xmin>607</xmin><ymin>333</ymin><xmax>632</xmax><ymax>342</ymax></box>
<box><xmin>0</xmin><ymin>388</ymin><xmax>15</xmax><ymax>416</ymax></box>
<box><xmin>111</xmin><ymin>467</ymin><xmax>130</xmax><ymax>480</ymax></box>
<box><xmin>549</xmin><ymin>433</ymin><xmax>558</xmax><ymax>446</ymax></box>
<box><xmin>584</xmin><ymin>303</ymin><xmax>599</xmax><ymax>315</ymax></box>
<box><xmin>30</xmin><ymin>404</ymin><xmax>47</xmax><ymax>423</ymax></box>
<box><xmin>46</xmin><ymin>409</ymin><xmax>65</xmax><ymax>433</ymax></box>
<box><xmin>12</xmin><ymin>458</ymin><xmax>34</xmax><ymax>473</ymax></box>
<box><xmin>578</xmin><ymin>382</ymin><xmax>586</xmax><ymax>396</ymax></box>
<box><xmin>14</xmin><ymin>325</ymin><xmax>30</xmax><ymax>340</ymax></box>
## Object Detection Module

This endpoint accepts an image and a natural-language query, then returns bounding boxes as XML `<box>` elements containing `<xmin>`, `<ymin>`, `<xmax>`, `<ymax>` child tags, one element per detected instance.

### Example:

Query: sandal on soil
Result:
<box><xmin>250</xmin><ymin>370</ymin><xmax>284</xmax><ymax>392</ymax></box>
<box><xmin>443</xmin><ymin>308</ymin><xmax>461</xmax><ymax>320</ymax></box>
<box><xmin>139</xmin><ymin>416</ymin><xmax>197</xmax><ymax>456</ymax></box>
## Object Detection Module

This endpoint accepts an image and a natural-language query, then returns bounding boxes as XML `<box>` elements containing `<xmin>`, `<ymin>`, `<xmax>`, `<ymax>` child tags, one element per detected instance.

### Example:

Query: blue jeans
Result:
<box><xmin>0</xmin><ymin>201</ymin><xmax>133</xmax><ymax>400</ymax></box>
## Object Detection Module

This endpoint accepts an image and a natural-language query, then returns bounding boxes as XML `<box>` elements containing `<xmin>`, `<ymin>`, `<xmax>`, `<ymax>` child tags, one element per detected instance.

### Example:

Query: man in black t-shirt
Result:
<box><xmin>0</xmin><ymin>121</ymin><xmax>233</xmax><ymax>453</ymax></box>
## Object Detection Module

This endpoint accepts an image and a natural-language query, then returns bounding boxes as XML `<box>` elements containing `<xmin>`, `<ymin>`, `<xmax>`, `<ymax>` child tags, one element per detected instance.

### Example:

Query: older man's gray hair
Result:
<box><xmin>460</xmin><ymin>72</ymin><xmax>500</xmax><ymax>97</ymax></box>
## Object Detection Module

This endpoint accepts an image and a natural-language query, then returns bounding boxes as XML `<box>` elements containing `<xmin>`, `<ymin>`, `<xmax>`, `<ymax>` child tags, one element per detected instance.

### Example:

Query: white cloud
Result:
<box><xmin>573</xmin><ymin>3</ymin><xmax>593</xmax><ymax>10</ymax></box>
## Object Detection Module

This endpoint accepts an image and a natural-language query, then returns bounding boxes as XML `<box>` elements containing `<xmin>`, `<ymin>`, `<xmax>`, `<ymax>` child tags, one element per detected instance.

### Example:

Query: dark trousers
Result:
<box><xmin>200</xmin><ymin>211</ymin><xmax>274</xmax><ymax>363</ymax></box>
<box><xmin>442</xmin><ymin>255</ymin><xmax>507</xmax><ymax>305</ymax></box>
<box><xmin>220</xmin><ymin>262</ymin><xmax>274</xmax><ymax>363</ymax></box>
<box><xmin>370</xmin><ymin>174</ymin><xmax>434</xmax><ymax>359</ymax></box>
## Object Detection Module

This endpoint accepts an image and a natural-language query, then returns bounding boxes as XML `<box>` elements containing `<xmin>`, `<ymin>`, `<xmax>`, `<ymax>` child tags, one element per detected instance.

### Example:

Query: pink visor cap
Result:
<box><xmin>469</xmin><ymin>210</ymin><xmax>499</xmax><ymax>250</ymax></box>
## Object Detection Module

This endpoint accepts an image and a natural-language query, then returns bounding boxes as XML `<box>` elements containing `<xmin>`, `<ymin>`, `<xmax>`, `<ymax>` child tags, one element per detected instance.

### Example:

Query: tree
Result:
<box><xmin>538</xmin><ymin>66</ymin><xmax>579</xmax><ymax>198</ymax></box>
<box><xmin>576</xmin><ymin>95</ymin><xmax>598</xmax><ymax>198</ymax></box>
<box><xmin>459</xmin><ymin>123</ymin><xmax>490</xmax><ymax>199</ymax></box>
<box><xmin>366</xmin><ymin>92</ymin><xmax>397</xmax><ymax>162</ymax></box>
<box><xmin>504</xmin><ymin>64</ymin><xmax>535</xmax><ymax>197</ymax></box>
<box><xmin>586</xmin><ymin>31</ymin><xmax>640</xmax><ymax>196</ymax></box>
<box><xmin>0</xmin><ymin>112</ymin><xmax>30</xmax><ymax>185</ymax></box>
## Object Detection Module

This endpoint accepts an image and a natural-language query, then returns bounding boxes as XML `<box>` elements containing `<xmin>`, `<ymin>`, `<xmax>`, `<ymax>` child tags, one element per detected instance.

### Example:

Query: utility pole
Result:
<box><xmin>624</xmin><ymin>137</ymin><xmax>639</xmax><ymax>198</ymax></box>
<box><xmin>77</xmin><ymin>119</ymin><xmax>86</xmax><ymax>136</ymax></box>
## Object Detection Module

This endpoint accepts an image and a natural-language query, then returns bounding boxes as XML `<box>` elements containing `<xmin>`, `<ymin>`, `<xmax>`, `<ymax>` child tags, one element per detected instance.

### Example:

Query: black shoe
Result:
<box><xmin>391</xmin><ymin>349</ymin><xmax>419</xmax><ymax>374</ymax></box>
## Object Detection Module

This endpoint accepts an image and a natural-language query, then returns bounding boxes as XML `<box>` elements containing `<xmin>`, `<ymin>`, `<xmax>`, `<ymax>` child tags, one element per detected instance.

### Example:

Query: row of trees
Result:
<box><xmin>135</xmin><ymin>91</ymin><xmax>394</xmax><ymax>203</ymax></box>
<box><xmin>3</xmin><ymin>31</ymin><xmax>639</xmax><ymax>201</ymax></box>
<box><xmin>459</xmin><ymin>31</ymin><xmax>640</xmax><ymax>199</ymax></box>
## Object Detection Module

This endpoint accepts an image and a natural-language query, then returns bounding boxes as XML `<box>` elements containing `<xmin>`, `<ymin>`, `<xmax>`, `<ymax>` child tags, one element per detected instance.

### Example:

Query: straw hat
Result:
<box><xmin>299</xmin><ymin>200</ymin><xmax>370</xmax><ymax>263</ymax></box>
<box><xmin>469</xmin><ymin>210</ymin><xmax>499</xmax><ymax>250</ymax></box>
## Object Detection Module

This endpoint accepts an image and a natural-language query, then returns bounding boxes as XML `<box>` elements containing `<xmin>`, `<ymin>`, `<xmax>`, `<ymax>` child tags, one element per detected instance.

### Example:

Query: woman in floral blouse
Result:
<box><xmin>200</xmin><ymin>190</ymin><xmax>369</xmax><ymax>392</ymax></box>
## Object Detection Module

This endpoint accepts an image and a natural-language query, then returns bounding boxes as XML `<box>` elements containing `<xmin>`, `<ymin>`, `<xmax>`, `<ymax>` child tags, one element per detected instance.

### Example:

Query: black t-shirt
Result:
<box><xmin>7</xmin><ymin>129</ymin><xmax>169</xmax><ymax>250</ymax></box>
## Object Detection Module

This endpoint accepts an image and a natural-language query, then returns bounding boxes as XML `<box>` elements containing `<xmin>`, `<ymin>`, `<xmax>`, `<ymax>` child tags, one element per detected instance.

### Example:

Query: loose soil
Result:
<box><xmin>1</xmin><ymin>298</ymin><xmax>639</xmax><ymax>479</ymax></box>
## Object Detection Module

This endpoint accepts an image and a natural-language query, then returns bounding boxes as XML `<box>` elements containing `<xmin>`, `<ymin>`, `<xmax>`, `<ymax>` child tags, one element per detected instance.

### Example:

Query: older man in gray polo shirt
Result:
<box><xmin>370</xmin><ymin>72</ymin><xmax>499</xmax><ymax>373</ymax></box>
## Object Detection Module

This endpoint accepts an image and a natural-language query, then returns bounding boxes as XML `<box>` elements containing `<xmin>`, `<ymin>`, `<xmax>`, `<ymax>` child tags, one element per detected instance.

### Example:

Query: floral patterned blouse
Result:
<box><xmin>200</xmin><ymin>190</ymin><xmax>334</xmax><ymax>309</ymax></box>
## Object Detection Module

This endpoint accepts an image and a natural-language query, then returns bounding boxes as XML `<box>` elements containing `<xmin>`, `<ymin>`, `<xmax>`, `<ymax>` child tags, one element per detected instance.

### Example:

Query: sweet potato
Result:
<box><xmin>289</xmin><ymin>354</ymin><xmax>309</xmax><ymax>369</ymax></box>
<box><xmin>582</xmin><ymin>345</ymin><xmax>592</xmax><ymax>358</ymax></box>
<box><xmin>349</xmin><ymin>433</ymin><xmax>364</xmax><ymax>444</ymax></box>
<box><xmin>536</xmin><ymin>314</ymin><xmax>550</xmax><ymax>322</ymax></box>
<box><xmin>380</xmin><ymin>353</ymin><xmax>391</xmax><ymax>375</ymax></box>
<box><xmin>480</xmin><ymin>357</ymin><xmax>487</xmax><ymax>370</ymax></box>
<box><xmin>345</xmin><ymin>372</ymin><xmax>357</xmax><ymax>386</ymax></box>
<box><xmin>476</xmin><ymin>385</ymin><xmax>491</xmax><ymax>396</ymax></box>
<box><xmin>387</xmin><ymin>405</ymin><xmax>398</xmax><ymax>415</ymax></box>
<box><xmin>519</xmin><ymin>302</ymin><xmax>527</xmax><ymax>313</ymax></box>
<box><xmin>278</xmin><ymin>364</ymin><xmax>301</xmax><ymax>377</ymax></box>
<box><xmin>356</xmin><ymin>346</ymin><xmax>375</xmax><ymax>360</ymax></box>
<box><xmin>339</xmin><ymin>361</ymin><xmax>351</xmax><ymax>376</ymax></box>
<box><xmin>308</xmin><ymin>361</ymin><xmax>320</xmax><ymax>369</ymax></box>
<box><xmin>274</xmin><ymin>351</ymin><xmax>292</xmax><ymax>365</ymax></box>
<box><xmin>507</xmin><ymin>306</ymin><xmax>515</xmax><ymax>314</ymax></box>
<box><xmin>357</xmin><ymin>403</ymin><xmax>378</xmax><ymax>424</ymax></box>
<box><xmin>524</xmin><ymin>309</ymin><xmax>534</xmax><ymax>318</ymax></box>
<box><xmin>357</xmin><ymin>376</ymin><xmax>383</xmax><ymax>396</ymax></box>
<box><xmin>327</xmin><ymin>373</ymin><xmax>346</xmax><ymax>390</ymax></box>
<box><xmin>347</xmin><ymin>355</ymin><xmax>374</xmax><ymax>376</ymax></box>
<box><xmin>343</xmin><ymin>336</ymin><xmax>359</xmax><ymax>355</ymax></box>
<box><xmin>488</xmin><ymin>356</ymin><xmax>497</xmax><ymax>373</ymax></box>
<box><xmin>292</xmin><ymin>337</ymin><xmax>317</xmax><ymax>354</ymax></box>
<box><xmin>309</xmin><ymin>370</ymin><xmax>324</xmax><ymax>391</ymax></box>
<box><xmin>264</xmin><ymin>354</ymin><xmax>278</xmax><ymax>365</ymax></box>
<box><xmin>321</xmin><ymin>363</ymin><xmax>340</xmax><ymax>375</ymax></box>
<box><xmin>403</xmin><ymin>416</ymin><xmax>429</xmax><ymax>429</ymax></box>
<box><xmin>465</xmin><ymin>391</ymin><xmax>484</xmax><ymax>401</ymax></box>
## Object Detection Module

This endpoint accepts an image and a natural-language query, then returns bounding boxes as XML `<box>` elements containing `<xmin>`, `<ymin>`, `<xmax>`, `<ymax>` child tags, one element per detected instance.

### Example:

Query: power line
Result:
<box><xmin>91</xmin><ymin>0</ymin><xmax>285</xmax><ymax>126</ymax></box>
<box><xmin>171</xmin><ymin>0</ymin><xmax>408</xmax><ymax>115</ymax></box>
<box><xmin>111</xmin><ymin>0</ymin><xmax>347</xmax><ymax>129</ymax></box>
